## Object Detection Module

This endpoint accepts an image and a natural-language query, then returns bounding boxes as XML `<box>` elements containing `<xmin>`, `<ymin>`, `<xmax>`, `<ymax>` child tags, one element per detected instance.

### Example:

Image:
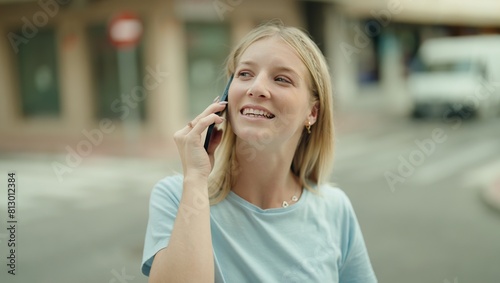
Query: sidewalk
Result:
<box><xmin>334</xmin><ymin>83</ymin><xmax>414</xmax><ymax>134</ymax></box>
<box><xmin>0</xmin><ymin>152</ymin><xmax>181</xmax><ymax>218</ymax></box>
<box><xmin>459</xmin><ymin>152</ymin><xmax>500</xmax><ymax>214</ymax></box>
<box><xmin>481</xmin><ymin>170</ymin><xmax>500</xmax><ymax>212</ymax></box>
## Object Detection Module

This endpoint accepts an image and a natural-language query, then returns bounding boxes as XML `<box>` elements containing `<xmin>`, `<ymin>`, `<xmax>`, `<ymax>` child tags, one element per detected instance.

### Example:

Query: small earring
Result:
<box><xmin>306</xmin><ymin>121</ymin><xmax>311</xmax><ymax>134</ymax></box>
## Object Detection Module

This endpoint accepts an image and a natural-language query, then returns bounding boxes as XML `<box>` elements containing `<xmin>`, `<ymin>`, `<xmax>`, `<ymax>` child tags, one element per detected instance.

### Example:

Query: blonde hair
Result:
<box><xmin>208</xmin><ymin>21</ymin><xmax>335</xmax><ymax>204</ymax></box>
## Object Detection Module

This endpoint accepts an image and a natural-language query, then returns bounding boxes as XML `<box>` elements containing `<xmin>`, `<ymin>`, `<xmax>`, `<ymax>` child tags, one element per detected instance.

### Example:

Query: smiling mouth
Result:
<box><xmin>241</xmin><ymin>108</ymin><xmax>275</xmax><ymax>119</ymax></box>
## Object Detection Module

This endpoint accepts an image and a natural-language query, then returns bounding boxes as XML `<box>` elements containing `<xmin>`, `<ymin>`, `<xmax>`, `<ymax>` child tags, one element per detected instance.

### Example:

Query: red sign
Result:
<box><xmin>108</xmin><ymin>11</ymin><xmax>143</xmax><ymax>49</ymax></box>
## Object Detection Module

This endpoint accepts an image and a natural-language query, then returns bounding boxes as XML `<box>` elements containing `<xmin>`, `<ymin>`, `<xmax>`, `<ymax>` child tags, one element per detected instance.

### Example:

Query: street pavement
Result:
<box><xmin>333</xmin><ymin>105</ymin><xmax>500</xmax><ymax>283</ymax></box>
<box><xmin>0</xmin><ymin>101</ymin><xmax>500</xmax><ymax>283</ymax></box>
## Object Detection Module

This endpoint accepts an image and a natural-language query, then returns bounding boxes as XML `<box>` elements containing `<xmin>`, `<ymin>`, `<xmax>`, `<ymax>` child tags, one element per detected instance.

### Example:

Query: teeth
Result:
<box><xmin>242</xmin><ymin>108</ymin><xmax>274</xmax><ymax>118</ymax></box>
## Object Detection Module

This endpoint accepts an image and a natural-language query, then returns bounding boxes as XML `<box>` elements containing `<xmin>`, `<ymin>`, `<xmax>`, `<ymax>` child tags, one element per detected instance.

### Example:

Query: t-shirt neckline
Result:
<box><xmin>226</xmin><ymin>188</ymin><xmax>308</xmax><ymax>214</ymax></box>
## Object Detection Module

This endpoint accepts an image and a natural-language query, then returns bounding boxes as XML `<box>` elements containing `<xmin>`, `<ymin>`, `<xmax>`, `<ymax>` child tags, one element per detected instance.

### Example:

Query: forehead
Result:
<box><xmin>238</xmin><ymin>36</ymin><xmax>309</xmax><ymax>76</ymax></box>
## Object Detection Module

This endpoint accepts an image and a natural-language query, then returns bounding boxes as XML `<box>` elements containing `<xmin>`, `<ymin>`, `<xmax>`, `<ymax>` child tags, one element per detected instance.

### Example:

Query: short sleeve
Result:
<box><xmin>141</xmin><ymin>174</ymin><xmax>184</xmax><ymax>276</ymax></box>
<box><xmin>338</xmin><ymin>191</ymin><xmax>378</xmax><ymax>283</ymax></box>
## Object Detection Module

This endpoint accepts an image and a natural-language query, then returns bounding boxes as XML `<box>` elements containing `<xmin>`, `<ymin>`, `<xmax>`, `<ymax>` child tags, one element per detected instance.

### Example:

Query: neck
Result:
<box><xmin>231</xmin><ymin>140</ymin><xmax>302</xmax><ymax>209</ymax></box>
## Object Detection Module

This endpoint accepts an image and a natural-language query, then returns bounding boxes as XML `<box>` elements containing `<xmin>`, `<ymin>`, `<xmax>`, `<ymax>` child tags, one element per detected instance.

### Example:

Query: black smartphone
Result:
<box><xmin>204</xmin><ymin>74</ymin><xmax>233</xmax><ymax>152</ymax></box>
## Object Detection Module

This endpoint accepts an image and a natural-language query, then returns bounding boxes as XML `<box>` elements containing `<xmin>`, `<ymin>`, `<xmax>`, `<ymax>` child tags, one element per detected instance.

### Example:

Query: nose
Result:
<box><xmin>247</xmin><ymin>73</ymin><xmax>271</xmax><ymax>99</ymax></box>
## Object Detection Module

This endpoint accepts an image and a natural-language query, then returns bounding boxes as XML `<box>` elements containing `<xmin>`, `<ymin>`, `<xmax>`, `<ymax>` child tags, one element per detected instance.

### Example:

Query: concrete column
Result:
<box><xmin>379</xmin><ymin>32</ymin><xmax>412</xmax><ymax>116</ymax></box>
<box><xmin>0</xmin><ymin>25</ymin><xmax>21</xmax><ymax>132</ymax></box>
<box><xmin>146</xmin><ymin>3</ymin><xmax>187</xmax><ymax>141</ymax></box>
<box><xmin>57</xmin><ymin>15</ymin><xmax>94</xmax><ymax>134</ymax></box>
<box><xmin>231</xmin><ymin>16</ymin><xmax>254</xmax><ymax>46</ymax></box>
<box><xmin>324</xmin><ymin>6</ymin><xmax>359</xmax><ymax>108</ymax></box>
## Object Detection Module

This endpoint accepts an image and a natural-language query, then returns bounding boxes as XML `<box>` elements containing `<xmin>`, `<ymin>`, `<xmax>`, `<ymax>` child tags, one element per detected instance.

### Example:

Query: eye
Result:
<box><xmin>275</xmin><ymin>76</ymin><xmax>292</xmax><ymax>84</ymax></box>
<box><xmin>238</xmin><ymin>71</ymin><xmax>251</xmax><ymax>77</ymax></box>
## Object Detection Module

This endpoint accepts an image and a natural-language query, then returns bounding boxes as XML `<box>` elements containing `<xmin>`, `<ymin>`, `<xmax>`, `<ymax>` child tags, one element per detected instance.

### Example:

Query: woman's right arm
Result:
<box><xmin>149</xmin><ymin>174</ymin><xmax>214</xmax><ymax>283</ymax></box>
<box><xmin>148</xmin><ymin>101</ymin><xmax>226</xmax><ymax>283</ymax></box>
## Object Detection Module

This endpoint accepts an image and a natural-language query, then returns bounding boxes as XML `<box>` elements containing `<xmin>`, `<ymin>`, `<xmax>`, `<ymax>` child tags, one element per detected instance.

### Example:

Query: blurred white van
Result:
<box><xmin>408</xmin><ymin>35</ymin><xmax>500</xmax><ymax>119</ymax></box>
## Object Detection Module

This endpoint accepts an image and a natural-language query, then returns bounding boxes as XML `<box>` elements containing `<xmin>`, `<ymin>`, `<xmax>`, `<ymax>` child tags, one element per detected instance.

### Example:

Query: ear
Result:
<box><xmin>305</xmin><ymin>102</ymin><xmax>319</xmax><ymax>126</ymax></box>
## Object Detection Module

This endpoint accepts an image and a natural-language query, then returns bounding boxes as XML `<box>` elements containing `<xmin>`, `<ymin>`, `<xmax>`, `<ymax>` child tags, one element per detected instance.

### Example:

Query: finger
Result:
<box><xmin>174</xmin><ymin>120</ymin><xmax>197</xmax><ymax>137</ymax></box>
<box><xmin>189</xmin><ymin>113</ymin><xmax>226</xmax><ymax>136</ymax></box>
<box><xmin>190</xmin><ymin>101</ymin><xmax>228</xmax><ymax>126</ymax></box>
<box><xmin>175</xmin><ymin>101</ymin><xmax>226</xmax><ymax>140</ymax></box>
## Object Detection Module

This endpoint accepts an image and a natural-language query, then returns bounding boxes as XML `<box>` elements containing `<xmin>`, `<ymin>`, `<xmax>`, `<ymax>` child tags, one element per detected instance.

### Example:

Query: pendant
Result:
<box><xmin>282</xmin><ymin>195</ymin><xmax>298</xmax><ymax>208</ymax></box>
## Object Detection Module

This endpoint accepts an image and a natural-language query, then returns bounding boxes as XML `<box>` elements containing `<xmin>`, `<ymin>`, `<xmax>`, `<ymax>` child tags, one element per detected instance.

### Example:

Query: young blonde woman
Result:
<box><xmin>141</xmin><ymin>22</ymin><xmax>377</xmax><ymax>283</ymax></box>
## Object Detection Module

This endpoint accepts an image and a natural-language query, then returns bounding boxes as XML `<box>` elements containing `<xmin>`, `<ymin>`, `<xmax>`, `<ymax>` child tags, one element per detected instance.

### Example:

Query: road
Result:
<box><xmin>0</xmin><ymin>156</ymin><xmax>170</xmax><ymax>283</ymax></box>
<box><xmin>333</xmin><ymin>110</ymin><xmax>500</xmax><ymax>283</ymax></box>
<box><xmin>0</xmin><ymin>108</ymin><xmax>499</xmax><ymax>283</ymax></box>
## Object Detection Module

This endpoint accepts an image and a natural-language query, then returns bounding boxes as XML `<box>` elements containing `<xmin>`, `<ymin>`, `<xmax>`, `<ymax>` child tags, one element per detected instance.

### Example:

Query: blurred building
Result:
<box><xmin>0</xmin><ymin>0</ymin><xmax>499</xmax><ymax>156</ymax></box>
<box><xmin>0</xmin><ymin>0</ymin><xmax>306</xmax><ymax>156</ymax></box>
<box><xmin>332</xmin><ymin>0</ymin><xmax>500</xmax><ymax>115</ymax></box>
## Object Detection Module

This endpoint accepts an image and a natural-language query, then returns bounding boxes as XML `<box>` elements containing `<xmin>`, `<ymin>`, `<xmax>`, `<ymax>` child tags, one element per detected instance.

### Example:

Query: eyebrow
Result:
<box><xmin>238</xmin><ymin>60</ymin><xmax>301</xmax><ymax>78</ymax></box>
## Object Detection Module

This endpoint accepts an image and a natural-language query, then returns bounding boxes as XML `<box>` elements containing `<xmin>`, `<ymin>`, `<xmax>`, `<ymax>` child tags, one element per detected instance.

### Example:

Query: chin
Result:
<box><xmin>234</xmin><ymin>127</ymin><xmax>276</xmax><ymax>147</ymax></box>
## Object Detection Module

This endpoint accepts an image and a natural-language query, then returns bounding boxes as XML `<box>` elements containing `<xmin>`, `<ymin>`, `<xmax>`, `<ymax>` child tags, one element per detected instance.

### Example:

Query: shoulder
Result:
<box><xmin>312</xmin><ymin>183</ymin><xmax>353</xmax><ymax>209</ymax></box>
<box><xmin>306</xmin><ymin>183</ymin><xmax>357</xmax><ymax>223</ymax></box>
<box><xmin>148</xmin><ymin>174</ymin><xmax>184</xmax><ymax>207</ymax></box>
<box><xmin>317</xmin><ymin>183</ymin><xmax>349</xmax><ymax>199</ymax></box>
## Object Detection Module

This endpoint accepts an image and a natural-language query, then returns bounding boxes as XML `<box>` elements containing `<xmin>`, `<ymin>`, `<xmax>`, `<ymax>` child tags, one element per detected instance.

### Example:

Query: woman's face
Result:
<box><xmin>228</xmin><ymin>36</ymin><xmax>317</xmax><ymax>152</ymax></box>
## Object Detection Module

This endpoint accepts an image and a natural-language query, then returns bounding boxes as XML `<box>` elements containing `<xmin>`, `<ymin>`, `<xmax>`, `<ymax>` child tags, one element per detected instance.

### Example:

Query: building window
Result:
<box><xmin>186</xmin><ymin>23</ymin><xmax>230</xmax><ymax>117</ymax></box>
<box><xmin>87</xmin><ymin>24</ymin><xmax>146</xmax><ymax>121</ymax></box>
<box><xmin>17</xmin><ymin>29</ymin><xmax>60</xmax><ymax>118</ymax></box>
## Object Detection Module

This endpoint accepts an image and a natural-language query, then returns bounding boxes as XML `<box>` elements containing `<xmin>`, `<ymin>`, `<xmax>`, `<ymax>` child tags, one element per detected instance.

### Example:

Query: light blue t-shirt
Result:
<box><xmin>142</xmin><ymin>175</ymin><xmax>377</xmax><ymax>283</ymax></box>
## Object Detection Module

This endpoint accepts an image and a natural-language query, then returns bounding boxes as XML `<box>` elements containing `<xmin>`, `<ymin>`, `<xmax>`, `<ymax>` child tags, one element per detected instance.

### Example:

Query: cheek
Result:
<box><xmin>227</xmin><ymin>91</ymin><xmax>243</xmax><ymax>125</ymax></box>
<box><xmin>227</xmin><ymin>81</ymin><xmax>251</xmax><ymax>112</ymax></box>
<box><xmin>228</xmin><ymin>83</ymin><xmax>245</xmax><ymax>105</ymax></box>
<box><xmin>227</xmin><ymin>91</ymin><xmax>238</xmax><ymax>115</ymax></box>
<box><xmin>275</xmin><ymin>96</ymin><xmax>309</xmax><ymax>119</ymax></box>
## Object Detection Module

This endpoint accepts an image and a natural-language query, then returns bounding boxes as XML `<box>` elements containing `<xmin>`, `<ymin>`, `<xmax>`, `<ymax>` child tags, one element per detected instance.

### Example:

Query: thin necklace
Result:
<box><xmin>282</xmin><ymin>193</ymin><xmax>299</xmax><ymax>208</ymax></box>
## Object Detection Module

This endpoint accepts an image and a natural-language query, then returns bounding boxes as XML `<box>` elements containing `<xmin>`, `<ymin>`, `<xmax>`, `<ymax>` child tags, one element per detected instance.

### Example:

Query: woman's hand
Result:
<box><xmin>174</xmin><ymin>99</ymin><xmax>227</xmax><ymax>179</ymax></box>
